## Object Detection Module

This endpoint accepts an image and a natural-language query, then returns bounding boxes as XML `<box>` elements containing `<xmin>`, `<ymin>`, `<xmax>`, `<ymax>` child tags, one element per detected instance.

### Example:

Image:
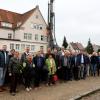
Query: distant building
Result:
<box><xmin>0</xmin><ymin>6</ymin><xmax>48</xmax><ymax>53</ymax></box>
<box><xmin>67</xmin><ymin>42</ymin><xmax>85</xmax><ymax>52</ymax></box>
<box><xmin>92</xmin><ymin>44</ymin><xmax>100</xmax><ymax>52</ymax></box>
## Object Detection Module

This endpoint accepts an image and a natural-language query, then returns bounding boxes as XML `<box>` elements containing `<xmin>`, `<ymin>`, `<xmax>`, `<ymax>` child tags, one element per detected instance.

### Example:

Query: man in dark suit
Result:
<box><xmin>77</xmin><ymin>51</ymin><xmax>86</xmax><ymax>79</ymax></box>
<box><xmin>71</xmin><ymin>52</ymin><xmax>79</xmax><ymax>80</ymax></box>
<box><xmin>21</xmin><ymin>47</ymin><xmax>31</xmax><ymax>63</ymax></box>
<box><xmin>60</xmin><ymin>50</ymin><xmax>71</xmax><ymax>81</ymax></box>
<box><xmin>0</xmin><ymin>45</ymin><xmax>9</xmax><ymax>92</ymax></box>
<box><xmin>33</xmin><ymin>51</ymin><xmax>45</xmax><ymax>88</ymax></box>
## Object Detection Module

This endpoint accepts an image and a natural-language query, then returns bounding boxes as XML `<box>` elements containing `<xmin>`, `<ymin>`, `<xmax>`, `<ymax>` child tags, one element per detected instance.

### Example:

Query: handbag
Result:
<box><xmin>53</xmin><ymin>74</ymin><xmax>58</xmax><ymax>82</ymax></box>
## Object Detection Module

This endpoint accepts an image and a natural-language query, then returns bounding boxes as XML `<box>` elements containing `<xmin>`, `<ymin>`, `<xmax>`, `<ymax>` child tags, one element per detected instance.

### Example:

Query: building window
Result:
<box><xmin>8</xmin><ymin>33</ymin><xmax>12</xmax><ymax>39</ymax></box>
<box><xmin>35</xmin><ymin>34</ymin><xmax>38</xmax><ymax>41</ymax></box>
<box><xmin>31</xmin><ymin>23</ymin><xmax>43</xmax><ymax>30</ymax></box>
<box><xmin>10</xmin><ymin>43</ymin><xmax>14</xmax><ymax>50</ymax></box>
<box><xmin>31</xmin><ymin>45</ymin><xmax>35</xmax><ymax>51</ymax></box>
<box><xmin>1</xmin><ymin>22</ymin><xmax>12</xmax><ymax>28</ymax></box>
<box><xmin>45</xmin><ymin>36</ymin><xmax>48</xmax><ymax>42</ymax></box>
<box><xmin>40</xmin><ymin>46</ymin><xmax>44</xmax><ymax>50</ymax></box>
<box><xmin>16</xmin><ymin>44</ymin><xmax>20</xmax><ymax>50</ymax></box>
<box><xmin>31</xmin><ymin>23</ymin><xmax>37</xmax><ymax>29</ymax></box>
<box><xmin>26</xmin><ymin>45</ymin><xmax>30</xmax><ymax>49</ymax></box>
<box><xmin>41</xmin><ymin>35</ymin><xmax>44</xmax><ymax>41</ymax></box>
<box><xmin>39</xmin><ymin>24</ymin><xmax>43</xmax><ymax>30</ymax></box>
<box><xmin>24</xmin><ymin>33</ymin><xmax>32</xmax><ymax>40</ymax></box>
<box><xmin>37</xmin><ymin>25</ymin><xmax>39</xmax><ymax>30</ymax></box>
<box><xmin>21</xmin><ymin>44</ymin><xmax>25</xmax><ymax>50</ymax></box>
<box><xmin>24</xmin><ymin>33</ymin><xmax>27</xmax><ymax>39</ymax></box>
<box><xmin>28</xmin><ymin>34</ymin><xmax>32</xmax><ymax>40</ymax></box>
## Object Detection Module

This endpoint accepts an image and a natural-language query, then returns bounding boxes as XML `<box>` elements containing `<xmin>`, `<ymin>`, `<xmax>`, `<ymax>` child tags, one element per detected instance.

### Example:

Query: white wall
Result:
<box><xmin>0</xmin><ymin>29</ymin><xmax>13</xmax><ymax>39</ymax></box>
<box><xmin>0</xmin><ymin>40</ymin><xmax>47</xmax><ymax>53</ymax></box>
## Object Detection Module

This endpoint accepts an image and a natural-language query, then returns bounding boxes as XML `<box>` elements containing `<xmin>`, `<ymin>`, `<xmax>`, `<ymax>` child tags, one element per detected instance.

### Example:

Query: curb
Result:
<box><xmin>69</xmin><ymin>86</ymin><xmax>100</xmax><ymax>100</ymax></box>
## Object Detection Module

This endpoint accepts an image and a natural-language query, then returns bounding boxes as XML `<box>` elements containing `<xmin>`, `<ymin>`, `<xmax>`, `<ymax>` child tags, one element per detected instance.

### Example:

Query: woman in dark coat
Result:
<box><xmin>8</xmin><ymin>51</ymin><xmax>20</xmax><ymax>96</ymax></box>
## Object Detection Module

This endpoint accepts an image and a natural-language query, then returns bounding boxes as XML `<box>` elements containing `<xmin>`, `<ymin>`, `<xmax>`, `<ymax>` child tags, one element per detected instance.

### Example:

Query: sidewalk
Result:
<box><xmin>0</xmin><ymin>77</ymin><xmax>100</xmax><ymax>100</ymax></box>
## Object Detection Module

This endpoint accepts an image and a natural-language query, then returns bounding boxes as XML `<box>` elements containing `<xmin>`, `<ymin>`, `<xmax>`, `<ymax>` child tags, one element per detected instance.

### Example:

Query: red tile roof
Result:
<box><xmin>70</xmin><ymin>42</ymin><xmax>85</xmax><ymax>51</ymax></box>
<box><xmin>70</xmin><ymin>42</ymin><xmax>79</xmax><ymax>50</ymax></box>
<box><xmin>0</xmin><ymin>8</ymin><xmax>36</xmax><ymax>29</ymax></box>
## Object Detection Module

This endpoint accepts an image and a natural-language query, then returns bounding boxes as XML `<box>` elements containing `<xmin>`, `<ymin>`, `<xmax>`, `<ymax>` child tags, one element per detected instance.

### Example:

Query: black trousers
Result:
<box><xmin>34</xmin><ymin>68</ymin><xmax>43</xmax><ymax>87</ymax></box>
<box><xmin>62</xmin><ymin>67</ymin><xmax>70</xmax><ymax>81</ymax></box>
<box><xmin>97</xmin><ymin>64</ymin><xmax>100</xmax><ymax>76</ymax></box>
<box><xmin>24</xmin><ymin>75</ymin><xmax>31</xmax><ymax>88</ymax></box>
<box><xmin>10</xmin><ymin>73</ymin><xmax>18</xmax><ymax>93</ymax></box>
<box><xmin>48</xmin><ymin>75</ymin><xmax>55</xmax><ymax>85</ymax></box>
<box><xmin>73</xmin><ymin>67</ymin><xmax>79</xmax><ymax>80</ymax></box>
<box><xmin>56</xmin><ymin>68</ymin><xmax>62</xmax><ymax>80</ymax></box>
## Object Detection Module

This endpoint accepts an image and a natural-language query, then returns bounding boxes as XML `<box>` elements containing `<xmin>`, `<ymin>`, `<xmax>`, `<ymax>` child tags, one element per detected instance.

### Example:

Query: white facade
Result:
<box><xmin>0</xmin><ymin>6</ymin><xmax>48</xmax><ymax>53</ymax></box>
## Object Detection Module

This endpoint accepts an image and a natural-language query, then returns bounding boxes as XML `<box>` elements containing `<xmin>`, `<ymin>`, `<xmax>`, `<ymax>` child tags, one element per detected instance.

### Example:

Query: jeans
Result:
<box><xmin>78</xmin><ymin>64</ymin><xmax>85</xmax><ymax>79</ymax></box>
<box><xmin>91</xmin><ymin>64</ymin><xmax>97</xmax><ymax>76</ymax></box>
<box><xmin>0</xmin><ymin>68</ymin><xmax>4</xmax><ymax>86</ymax></box>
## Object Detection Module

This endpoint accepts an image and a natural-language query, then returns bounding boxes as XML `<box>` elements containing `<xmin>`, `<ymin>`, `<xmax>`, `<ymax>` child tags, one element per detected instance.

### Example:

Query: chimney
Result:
<box><xmin>36</xmin><ymin>5</ymin><xmax>39</xmax><ymax>9</ymax></box>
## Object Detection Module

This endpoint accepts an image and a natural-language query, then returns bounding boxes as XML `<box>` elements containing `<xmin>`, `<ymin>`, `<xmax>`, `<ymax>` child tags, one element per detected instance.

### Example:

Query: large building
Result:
<box><xmin>0</xmin><ymin>6</ymin><xmax>48</xmax><ymax>53</ymax></box>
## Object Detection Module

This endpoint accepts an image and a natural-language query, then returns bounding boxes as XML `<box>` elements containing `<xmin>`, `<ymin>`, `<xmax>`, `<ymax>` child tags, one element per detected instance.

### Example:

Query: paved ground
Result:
<box><xmin>81</xmin><ymin>91</ymin><xmax>100</xmax><ymax>100</ymax></box>
<box><xmin>1</xmin><ymin>77</ymin><xmax>100</xmax><ymax>100</ymax></box>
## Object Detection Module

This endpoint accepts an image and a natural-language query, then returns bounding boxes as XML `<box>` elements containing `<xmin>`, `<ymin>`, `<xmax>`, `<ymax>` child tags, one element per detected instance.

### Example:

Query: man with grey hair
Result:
<box><xmin>60</xmin><ymin>50</ymin><xmax>71</xmax><ymax>81</ymax></box>
<box><xmin>77</xmin><ymin>51</ymin><xmax>87</xmax><ymax>79</ymax></box>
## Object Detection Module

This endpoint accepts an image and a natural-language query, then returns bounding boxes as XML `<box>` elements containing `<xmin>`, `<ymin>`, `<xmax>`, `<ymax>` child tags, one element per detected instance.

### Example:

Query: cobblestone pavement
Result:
<box><xmin>81</xmin><ymin>91</ymin><xmax>100</xmax><ymax>100</ymax></box>
<box><xmin>1</xmin><ymin>77</ymin><xmax>100</xmax><ymax>100</ymax></box>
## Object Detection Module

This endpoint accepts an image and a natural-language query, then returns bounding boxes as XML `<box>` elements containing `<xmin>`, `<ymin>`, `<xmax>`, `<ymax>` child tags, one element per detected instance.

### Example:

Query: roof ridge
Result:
<box><xmin>0</xmin><ymin>9</ymin><xmax>22</xmax><ymax>15</ymax></box>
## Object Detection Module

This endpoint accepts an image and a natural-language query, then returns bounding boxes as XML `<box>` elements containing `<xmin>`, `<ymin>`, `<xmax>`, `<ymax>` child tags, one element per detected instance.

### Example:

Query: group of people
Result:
<box><xmin>0</xmin><ymin>45</ymin><xmax>100</xmax><ymax>96</ymax></box>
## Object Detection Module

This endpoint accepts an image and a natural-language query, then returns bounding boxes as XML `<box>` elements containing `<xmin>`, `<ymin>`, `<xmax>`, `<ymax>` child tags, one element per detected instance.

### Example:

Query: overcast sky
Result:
<box><xmin>0</xmin><ymin>0</ymin><xmax>100</xmax><ymax>46</ymax></box>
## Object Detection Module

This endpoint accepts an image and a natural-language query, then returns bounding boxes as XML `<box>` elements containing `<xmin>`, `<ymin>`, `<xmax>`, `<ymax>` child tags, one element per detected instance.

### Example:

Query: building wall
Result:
<box><xmin>15</xmin><ymin>7</ymin><xmax>47</xmax><ymax>43</ymax></box>
<box><xmin>0</xmin><ymin>29</ymin><xmax>13</xmax><ymax>39</ymax></box>
<box><xmin>0</xmin><ymin>40</ymin><xmax>48</xmax><ymax>53</ymax></box>
<box><xmin>0</xmin><ymin>7</ymin><xmax>48</xmax><ymax>53</ymax></box>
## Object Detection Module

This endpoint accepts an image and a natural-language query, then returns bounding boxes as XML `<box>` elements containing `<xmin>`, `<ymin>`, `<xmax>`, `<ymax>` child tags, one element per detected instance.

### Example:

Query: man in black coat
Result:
<box><xmin>71</xmin><ymin>52</ymin><xmax>79</xmax><ymax>80</ymax></box>
<box><xmin>33</xmin><ymin>51</ymin><xmax>45</xmax><ymax>88</ymax></box>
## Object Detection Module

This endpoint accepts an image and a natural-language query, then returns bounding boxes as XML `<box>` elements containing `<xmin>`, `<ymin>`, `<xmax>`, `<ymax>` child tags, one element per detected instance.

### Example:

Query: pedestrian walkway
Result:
<box><xmin>0</xmin><ymin>77</ymin><xmax>100</xmax><ymax>100</ymax></box>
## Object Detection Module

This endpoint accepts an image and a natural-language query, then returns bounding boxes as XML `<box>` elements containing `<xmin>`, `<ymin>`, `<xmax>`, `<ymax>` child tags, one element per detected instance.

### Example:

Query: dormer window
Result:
<box><xmin>17</xmin><ymin>22</ymin><xmax>21</xmax><ymax>27</ymax></box>
<box><xmin>1</xmin><ymin>22</ymin><xmax>12</xmax><ymax>28</ymax></box>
